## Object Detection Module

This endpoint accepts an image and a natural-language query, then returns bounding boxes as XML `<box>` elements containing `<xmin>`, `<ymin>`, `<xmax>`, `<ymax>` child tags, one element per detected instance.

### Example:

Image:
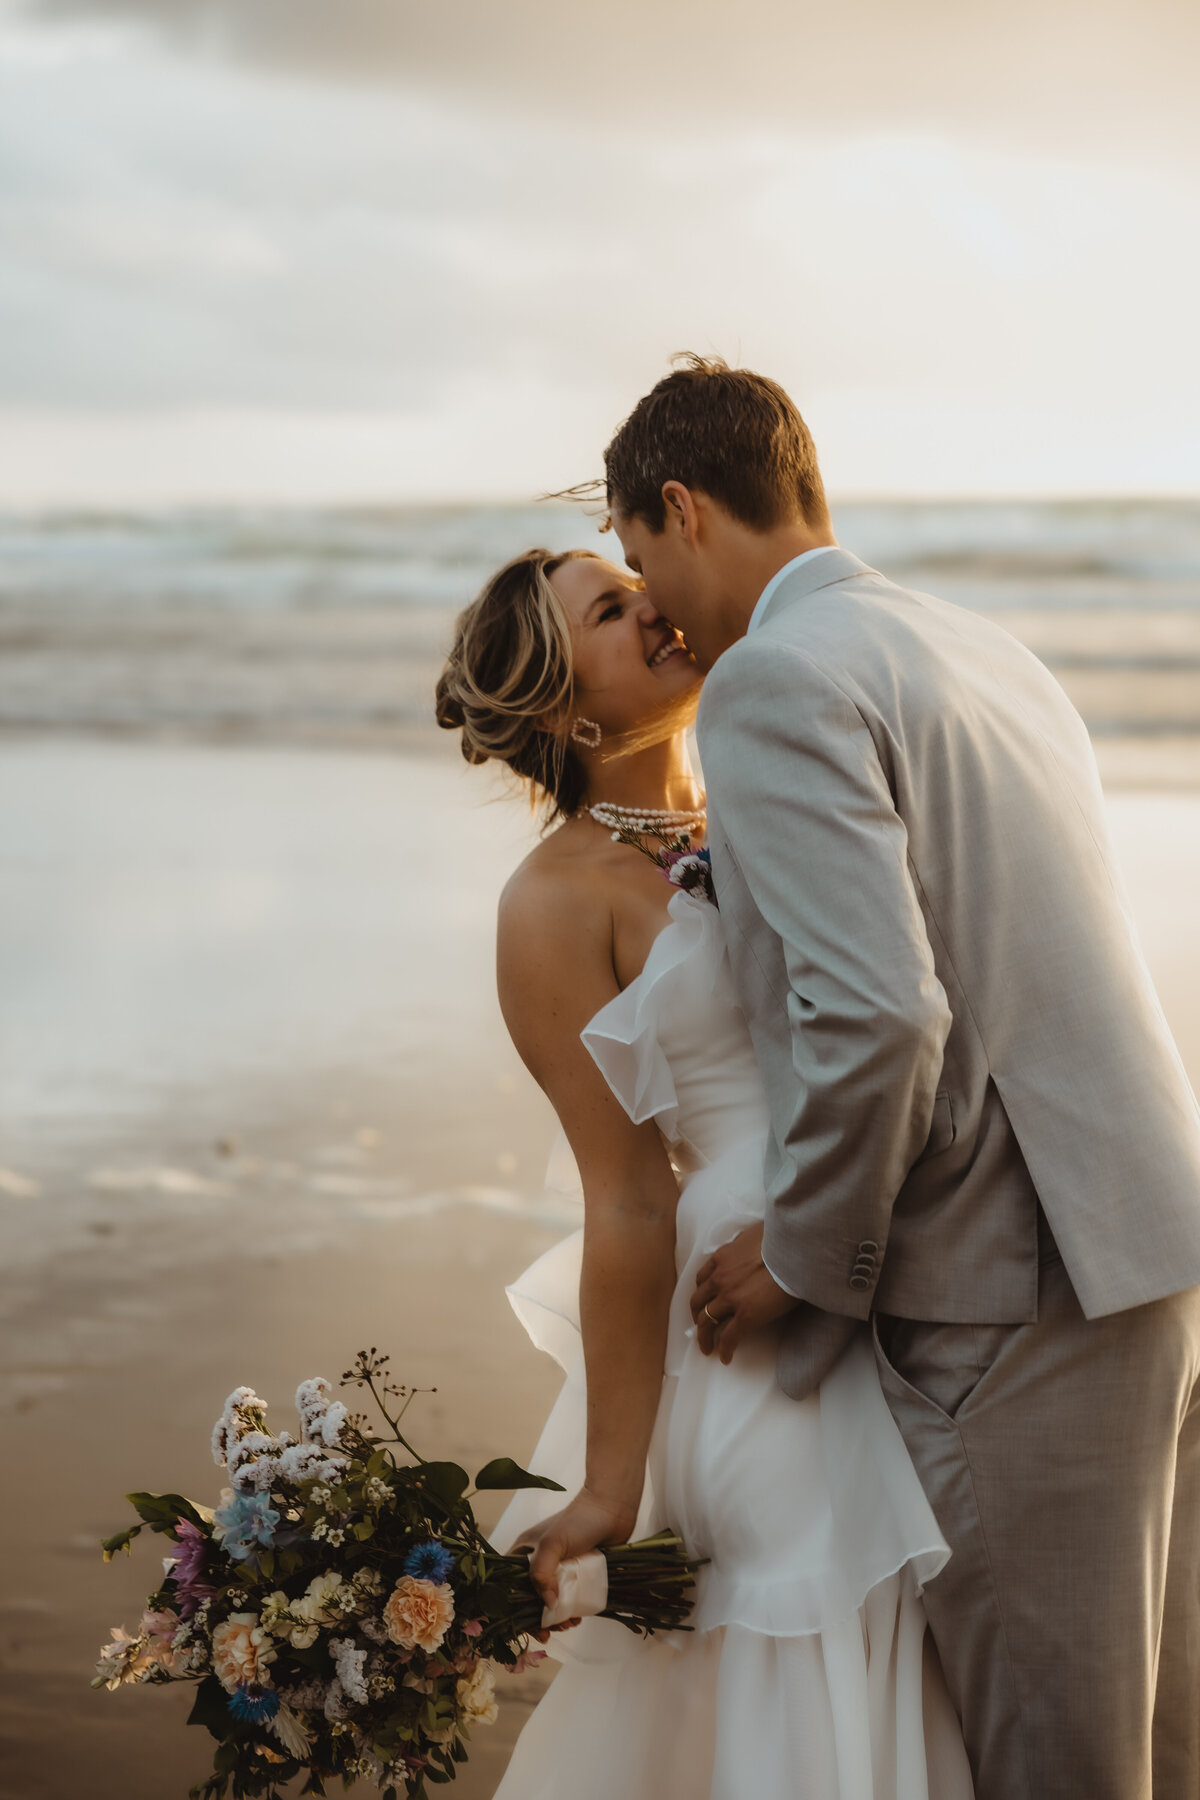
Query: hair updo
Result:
<box><xmin>435</xmin><ymin>547</ymin><xmax>598</xmax><ymax>821</ymax></box>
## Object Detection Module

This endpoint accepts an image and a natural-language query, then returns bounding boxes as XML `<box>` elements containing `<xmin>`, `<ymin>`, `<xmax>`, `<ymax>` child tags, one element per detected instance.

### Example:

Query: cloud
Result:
<box><xmin>2</xmin><ymin>8</ymin><xmax>1198</xmax><ymax>497</ymax></box>
<box><xmin>19</xmin><ymin>0</ymin><xmax>1200</xmax><ymax>161</ymax></box>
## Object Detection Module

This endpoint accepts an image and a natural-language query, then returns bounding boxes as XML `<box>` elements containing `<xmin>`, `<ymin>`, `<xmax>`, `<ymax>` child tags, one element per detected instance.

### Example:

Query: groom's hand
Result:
<box><xmin>691</xmin><ymin>1222</ymin><xmax>797</xmax><ymax>1362</ymax></box>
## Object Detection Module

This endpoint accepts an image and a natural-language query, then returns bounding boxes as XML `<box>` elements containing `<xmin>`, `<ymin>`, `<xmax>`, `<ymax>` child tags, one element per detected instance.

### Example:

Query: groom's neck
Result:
<box><xmin>719</xmin><ymin>516</ymin><xmax>838</xmax><ymax>641</ymax></box>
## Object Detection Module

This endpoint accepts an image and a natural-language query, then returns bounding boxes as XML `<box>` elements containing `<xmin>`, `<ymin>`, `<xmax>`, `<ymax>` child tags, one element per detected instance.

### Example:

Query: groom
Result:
<box><xmin>605</xmin><ymin>356</ymin><xmax>1200</xmax><ymax>1800</ymax></box>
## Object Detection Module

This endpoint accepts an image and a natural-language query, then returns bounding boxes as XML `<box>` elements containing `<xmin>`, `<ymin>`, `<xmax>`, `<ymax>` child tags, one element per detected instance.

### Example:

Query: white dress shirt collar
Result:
<box><xmin>746</xmin><ymin>545</ymin><xmax>839</xmax><ymax>636</ymax></box>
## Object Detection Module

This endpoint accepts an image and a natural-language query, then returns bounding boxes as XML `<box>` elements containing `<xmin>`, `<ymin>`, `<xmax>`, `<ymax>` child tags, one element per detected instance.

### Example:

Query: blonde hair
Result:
<box><xmin>435</xmin><ymin>548</ymin><xmax>595</xmax><ymax>820</ymax></box>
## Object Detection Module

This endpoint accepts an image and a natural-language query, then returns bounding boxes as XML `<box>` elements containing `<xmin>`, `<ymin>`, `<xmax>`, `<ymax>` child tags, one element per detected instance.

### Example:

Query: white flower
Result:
<box><xmin>295</xmin><ymin>1377</ymin><xmax>333</xmax><ymax>1443</ymax></box>
<box><xmin>262</xmin><ymin>1571</ymin><xmax>347</xmax><ymax>1649</ymax></box>
<box><xmin>331</xmin><ymin>1637</ymin><xmax>369</xmax><ymax>1705</ymax></box>
<box><xmin>270</xmin><ymin>1701</ymin><xmax>312</xmax><ymax>1760</ymax></box>
<box><xmin>296</xmin><ymin>1570</ymin><xmax>345</xmax><ymax>1620</ymax></box>
<box><xmin>259</xmin><ymin>1591</ymin><xmax>293</xmax><ymax>1638</ymax></box>
<box><xmin>170</xmin><ymin>1635</ymin><xmax>210</xmax><ymax>1678</ymax></box>
<box><xmin>323</xmin><ymin>1676</ymin><xmax>352</xmax><ymax>1722</ymax></box>
<box><xmin>345</xmin><ymin>1748</ymin><xmax>389</xmax><ymax>1786</ymax></box>
<box><xmin>94</xmin><ymin>1625</ymin><xmax>149</xmax><ymax>1690</ymax></box>
<box><xmin>667</xmin><ymin>853</ymin><xmax>709</xmax><ymax>888</ymax></box>
<box><xmin>311</xmin><ymin>1515</ymin><xmax>347</xmax><ymax>1546</ymax></box>
<box><xmin>456</xmin><ymin>1661</ymin><xmax>499</xmax><ymax>1728</ymax></box>
<box><xmin>319</xmin><ymin>1400</ymin><xmax>349</xmax><ymax>1446</ymax></box>
<box><xmin>280</xmin><ymin>1675</ymin><xmax>325</xmax><ymax>1712</ymax></box>
<box><xmin>211</xmin><ymin>1386</ymin><xmax>268</xmax><ymax>1468</ymax></box>
<box><xmin>278</xmin><ymin>1443</ymin><xmax>334</xmax><ymax>1485</ymax></box>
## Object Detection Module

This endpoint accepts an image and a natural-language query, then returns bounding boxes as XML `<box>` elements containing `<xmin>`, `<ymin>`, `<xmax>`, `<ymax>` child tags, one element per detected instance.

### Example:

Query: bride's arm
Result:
<box><xmin>497</xmin><ymin>866</ymin><xmax>679</xmax><ymax>1609</ymax></box>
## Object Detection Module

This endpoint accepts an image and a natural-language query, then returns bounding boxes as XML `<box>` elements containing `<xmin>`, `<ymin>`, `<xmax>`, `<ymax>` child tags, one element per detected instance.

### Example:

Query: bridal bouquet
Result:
<box><xmin>94</xmin><ymin>1350</ymin><xmax>698</xmax><ymax>1800</ymax></box>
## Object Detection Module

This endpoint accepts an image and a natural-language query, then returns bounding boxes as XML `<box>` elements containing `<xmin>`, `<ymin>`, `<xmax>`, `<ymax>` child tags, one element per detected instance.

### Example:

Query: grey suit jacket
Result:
<box><xmin>697</xmin><ymin>551</ymin><xmax>1200</xmax><ymax>1377</ymax></box>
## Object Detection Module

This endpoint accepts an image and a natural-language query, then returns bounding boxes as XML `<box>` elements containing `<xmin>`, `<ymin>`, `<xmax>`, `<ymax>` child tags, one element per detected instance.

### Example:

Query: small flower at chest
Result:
<box><xmin>585</xmin><ymin>802</ymin><xmax>718</xmax><ymax>907</ymax></box>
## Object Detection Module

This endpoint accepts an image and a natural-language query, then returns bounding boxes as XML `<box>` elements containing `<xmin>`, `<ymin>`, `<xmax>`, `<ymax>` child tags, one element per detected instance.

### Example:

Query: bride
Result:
<box><xmin>435</xmin><ymin>546</ymin><xmax>973</xmax><ymax>1799</ymax></box>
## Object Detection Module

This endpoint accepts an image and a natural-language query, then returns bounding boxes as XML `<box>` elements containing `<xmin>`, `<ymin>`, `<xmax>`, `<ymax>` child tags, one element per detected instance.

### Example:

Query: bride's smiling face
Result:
<box><xmin>550</xmin><ymin>554</ymin><xmax>701</xmax><ymax>735</ymax></box>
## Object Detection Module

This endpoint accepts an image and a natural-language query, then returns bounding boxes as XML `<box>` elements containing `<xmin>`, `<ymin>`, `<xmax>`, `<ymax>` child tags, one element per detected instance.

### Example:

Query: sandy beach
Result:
<box><xmin>0</xmin><ymin>739</ymin><xmax>571</xmax><ymax>1800</ymax></box>
<box><xmin>2</xmin><ymin>734</ymin><xmax>1199</xmax><ymax>1800</ymax></box>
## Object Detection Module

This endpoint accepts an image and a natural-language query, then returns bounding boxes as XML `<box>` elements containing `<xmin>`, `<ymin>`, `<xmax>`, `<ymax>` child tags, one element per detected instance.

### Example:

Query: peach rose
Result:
<box><xmin>382</xmin><ymin>1576</ymin><xmax>455</xmax><ymax>1654</ymax></box>
<box><xmin>211</xmin><ymin>1612</ymin><xmax>277</xmax><ymax>1694</ymax></box>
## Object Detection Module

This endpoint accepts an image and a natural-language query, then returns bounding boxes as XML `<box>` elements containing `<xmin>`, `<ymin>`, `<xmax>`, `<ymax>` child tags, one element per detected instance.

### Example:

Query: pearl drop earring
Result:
<box><xmin>570</xmin><ymin>717</ymin><xmax>603</xmax><ymax>749</ymax></box>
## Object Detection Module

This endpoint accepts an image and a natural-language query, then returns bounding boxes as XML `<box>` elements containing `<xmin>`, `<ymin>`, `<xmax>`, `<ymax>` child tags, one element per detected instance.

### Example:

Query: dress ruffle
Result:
<box><xmin>580</xmin><ymin>892</ymin><xmax>715</xmax><ymax>1146</ymax></box>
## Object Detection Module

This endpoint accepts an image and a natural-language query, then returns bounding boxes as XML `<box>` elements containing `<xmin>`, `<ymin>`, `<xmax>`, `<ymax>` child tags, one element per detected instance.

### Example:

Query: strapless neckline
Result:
<box><xmin>588</xmin><ymin>889</ymin><xmax>700</xmax><ymax>1035</ymax></box>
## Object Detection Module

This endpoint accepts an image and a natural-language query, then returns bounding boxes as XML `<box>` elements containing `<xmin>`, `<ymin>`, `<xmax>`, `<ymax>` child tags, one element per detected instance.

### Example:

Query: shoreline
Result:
<box><xmin>3</xmin><ymin>719</ymin><xmax>1200</xmax><ymax>789</ymax></box>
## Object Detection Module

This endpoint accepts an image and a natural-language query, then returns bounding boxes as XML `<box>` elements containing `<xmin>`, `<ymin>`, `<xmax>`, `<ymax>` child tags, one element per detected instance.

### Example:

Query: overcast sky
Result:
<box><xmin>2</xmin><ymin>0</ymin><xmax>1198</xmax><ymax>503</ymax></box>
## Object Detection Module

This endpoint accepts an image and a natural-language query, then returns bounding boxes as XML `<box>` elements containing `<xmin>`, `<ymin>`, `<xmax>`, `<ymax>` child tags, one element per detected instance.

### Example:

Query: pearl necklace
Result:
<box><xmin>587</xmin><ymin>799</ymin><xmax>706</xmax><ymax>839</ymax></box>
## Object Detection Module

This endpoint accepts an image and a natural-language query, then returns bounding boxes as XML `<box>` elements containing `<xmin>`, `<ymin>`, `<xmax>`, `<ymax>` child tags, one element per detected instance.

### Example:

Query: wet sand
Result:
<box><xmin>1</xmin><ymin>737</ymin><xmax>1199</xmax><ymax>1799</ymax></box>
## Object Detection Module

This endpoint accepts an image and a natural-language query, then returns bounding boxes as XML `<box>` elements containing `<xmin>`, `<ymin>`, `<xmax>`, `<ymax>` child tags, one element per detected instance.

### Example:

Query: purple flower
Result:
<box><xmin>228</xmin><ymin>1683</ymin><xmax>281</xmax><ymax>1724</ymax></box>
<box><xmin>404</xmin><ymin>1538</ymin><xmax>456</xmax><ymax>1584</ymax></box>
<box><xmin>166</xmin><ymin>1518</ymin><xmax>215</xmax><ymax>1618</ymax></box>
<box><xmin>664</xmin><ymin>847</ymin><xmax>716</xmax><ymax>903</ymax></box>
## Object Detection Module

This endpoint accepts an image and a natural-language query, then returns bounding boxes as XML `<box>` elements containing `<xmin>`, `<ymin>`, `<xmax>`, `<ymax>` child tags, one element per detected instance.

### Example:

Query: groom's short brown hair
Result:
<box><xmin>604</xmin><ymin>354</ymin><xmax>830</xmax><ymax>534</ymax></box>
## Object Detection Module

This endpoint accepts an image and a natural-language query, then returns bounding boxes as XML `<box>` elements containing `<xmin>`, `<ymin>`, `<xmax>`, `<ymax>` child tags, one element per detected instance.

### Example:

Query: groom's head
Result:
<box><xmin>605</xmin><ymin>355</ymin><xmax>833</xmax><ymax>669</ymax></box>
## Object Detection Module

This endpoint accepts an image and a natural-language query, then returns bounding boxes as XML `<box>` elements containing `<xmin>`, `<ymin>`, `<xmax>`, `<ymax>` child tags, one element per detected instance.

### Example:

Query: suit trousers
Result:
<box><xmin>874</xmin><ymin>1234</ymin><xmax>1200</xmax><ymax>1800</ymax></box>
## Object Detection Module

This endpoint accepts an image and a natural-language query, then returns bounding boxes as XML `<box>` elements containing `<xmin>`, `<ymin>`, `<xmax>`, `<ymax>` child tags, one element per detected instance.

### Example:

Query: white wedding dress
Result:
<box><xmin>492</xmin><ymin>890</ymin><xmax>974</xmax><ymax>1800</ymax></box>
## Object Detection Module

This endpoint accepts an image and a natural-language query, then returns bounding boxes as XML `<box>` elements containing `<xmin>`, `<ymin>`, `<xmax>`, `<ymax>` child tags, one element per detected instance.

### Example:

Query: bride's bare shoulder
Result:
<box><xmin>497</xmin><ymin>827</ymin><xmax>613</xmax><ymax>968</ymax></box>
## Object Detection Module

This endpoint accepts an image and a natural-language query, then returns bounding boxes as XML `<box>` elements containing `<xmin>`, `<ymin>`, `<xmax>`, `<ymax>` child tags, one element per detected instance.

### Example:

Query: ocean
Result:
<box><xmin>1</xmin><ymin>498</ymin><xmax>1198</xmax><ymax>756</ymax></box>
<box><xmin>1</xmin><ymin>501</ymin><xmax>1198</xmax><ymax>1411</ymax></box>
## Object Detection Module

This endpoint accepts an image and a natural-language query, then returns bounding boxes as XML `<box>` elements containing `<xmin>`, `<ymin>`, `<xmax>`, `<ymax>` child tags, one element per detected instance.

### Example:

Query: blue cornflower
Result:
<box><xmin>404</xmin><ymin>1538</ymin><xmax>455</xmax><ymax>1584</ymax></box>
<box><xmin>229</xmin><ymin>1683</ymin><xmax>281</xmax><ymax>1724</ymax></box>
<box><xmin>213</xmin><ymin>1490</ymin><xmax>279</xmax><ymax>1563</ymax></box>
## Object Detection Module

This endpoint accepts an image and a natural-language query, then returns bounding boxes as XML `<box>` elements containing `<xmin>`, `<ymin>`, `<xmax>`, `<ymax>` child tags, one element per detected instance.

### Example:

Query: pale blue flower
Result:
<box><xmin>213</xmin><ymin>1489</ymin><xmax>279</xmax><ymax>1562</ymax></box>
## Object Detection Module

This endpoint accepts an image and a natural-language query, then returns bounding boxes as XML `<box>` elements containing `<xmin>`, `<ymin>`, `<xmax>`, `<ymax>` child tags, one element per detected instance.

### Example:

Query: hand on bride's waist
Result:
<box><xmin>690</xmin><ymin>1220</ymin><xmax>799</xmax><ymax>1362</ymax></box>
<box><xmin>514</xmin><ymin>1485</ymin><xmax>638</xmax><ymax>1616</ymax></box>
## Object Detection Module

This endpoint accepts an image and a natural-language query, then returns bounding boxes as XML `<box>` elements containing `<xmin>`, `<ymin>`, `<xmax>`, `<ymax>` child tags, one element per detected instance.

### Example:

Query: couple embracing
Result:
<box><xmin>435</xmin><ymin>357</ymin><xmax>1200</xmax><ymax>1799</ymax></box>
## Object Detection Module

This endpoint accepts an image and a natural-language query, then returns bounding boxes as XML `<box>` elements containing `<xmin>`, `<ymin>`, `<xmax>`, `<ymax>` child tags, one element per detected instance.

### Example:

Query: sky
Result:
<box><xmin>2</xmin><ymin>0</ymin><xmax>1198</xmax><ymax>503</ymax></box>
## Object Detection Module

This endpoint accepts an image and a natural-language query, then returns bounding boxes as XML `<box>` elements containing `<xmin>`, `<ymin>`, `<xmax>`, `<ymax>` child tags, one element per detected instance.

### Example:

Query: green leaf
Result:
<box><xmin>473</xmin><ymin>1458</ymin><xmax>565</xmax><ymax>1493</ymax></box>
<box><xmin>126</xmin><ymin>1491</ymin><xmax>214</xmax><ymax>1535</ymax></box>
<box><xmin>352</xmin><ymin>1520</ymin><xmax>374</xmax><ymax>1542</ymax></box>
<box><xmin>212</xmin><ymin>1743</ymin><xmax>240</xmax><ymax>1777</ymax></box>
<box><xmin>419</xmin><ymin>1462</ymin><xmax>470</xmax><ymax>1509</ymax></box>
<box><xmin>101</xmin><ymin>1523</ymin><xmax>142</xmax><ymax>1561</ymax></box>
<box><xmin>187</xmin><ymin>1676</ymin><xmax>233</xmax><ymax>1741</ymax></box>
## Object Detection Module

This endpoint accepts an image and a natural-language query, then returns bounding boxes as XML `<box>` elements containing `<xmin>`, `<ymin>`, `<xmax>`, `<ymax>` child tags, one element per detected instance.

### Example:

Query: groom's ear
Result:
<box><xmin>661</xmin><ymin>480</ymin><xmax>701</xmax><ymax>546</ymax></box>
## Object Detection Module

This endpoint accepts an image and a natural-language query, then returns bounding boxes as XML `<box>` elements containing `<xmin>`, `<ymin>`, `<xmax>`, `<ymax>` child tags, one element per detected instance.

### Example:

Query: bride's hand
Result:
<box><xmin>691</xmin><ymin>1222</ymin><xmax>797</xmax><ymax>1362</ymax></box>
<box><xmin>516</xmin><ymin>1486</ymin><xmax>637</xmax><ymax>1614</ymax></box>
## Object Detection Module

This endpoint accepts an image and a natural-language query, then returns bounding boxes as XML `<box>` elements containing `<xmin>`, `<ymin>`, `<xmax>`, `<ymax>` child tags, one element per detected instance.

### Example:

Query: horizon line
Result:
<box><xmin>1</xmin><ymin>490</ymin><xmax>1198</xmax><ymax>518</ymax></box>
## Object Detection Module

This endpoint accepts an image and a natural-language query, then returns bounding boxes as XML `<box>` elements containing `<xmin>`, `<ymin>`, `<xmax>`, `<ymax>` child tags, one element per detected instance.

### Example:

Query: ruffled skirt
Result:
<box><xmin>492</xmin><ymin>1136</ymin><xmax>974</xmax><ymax>1800</ymax></box>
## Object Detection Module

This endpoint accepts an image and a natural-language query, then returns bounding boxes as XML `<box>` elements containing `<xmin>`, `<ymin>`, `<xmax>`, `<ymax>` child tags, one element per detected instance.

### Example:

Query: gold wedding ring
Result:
<box><xmin>703</xmin><ymin>1303</ymin><xmax>720</xmax><ymax>1325</ymax></box>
